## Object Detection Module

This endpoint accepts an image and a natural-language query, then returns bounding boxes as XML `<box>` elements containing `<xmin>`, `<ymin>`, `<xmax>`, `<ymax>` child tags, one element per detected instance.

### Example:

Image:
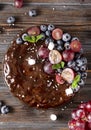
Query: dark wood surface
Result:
<box><xmin>0</xmin><ymin>0</ymin><xmax>91</xmax><ymax>130</ymax></box>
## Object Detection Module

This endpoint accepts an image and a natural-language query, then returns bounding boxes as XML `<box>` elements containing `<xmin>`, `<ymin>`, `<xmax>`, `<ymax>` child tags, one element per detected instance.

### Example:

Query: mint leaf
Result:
<box><xmin>52</xmin><ymin>63</ymin><xmax>62</xmax><ymax>69</ymax></box>
<box><xmin>24</xmin><ymin>36</ymin><xmax>36</xmax><ymax>43</ymax></box>
<box><xmin>52</xmin><ymin>61</ymin><xmax>65</xmax><ymax>70</ymax></box>
<box><xmin>61</xmin><ymin>61</ymin><xmax>65</xmax><ymax>68</ymax></box>
<box><xmin>74</xmin><ymin>75</ymin><xmax>80</xmax><ymax>83</ymax></box>
<box><xmin>71</xmin><ymin>75</ymin><xmax>81</xmax><ymax>89</ymax></box>
<box><xmin>36</xmin><ymin>34</ymin><xmax>44</xmax><ymax>42</ymax></box>
<box><xmin>24</xmin><ymin>34</ymin><xmax>44</xmax><ymax>43</ymax></box>
<box><xmin>31</xmin><ymin>36</ymin><xmax>36</xmax><ymax>42</ymax></box>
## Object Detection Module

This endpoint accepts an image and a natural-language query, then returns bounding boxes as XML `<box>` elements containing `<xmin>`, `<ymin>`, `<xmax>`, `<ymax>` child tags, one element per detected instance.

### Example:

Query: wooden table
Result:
<box><xmin>0</xmin><ymin>0</ymin><xmax>91</xmax><ymax>130</ymax></box>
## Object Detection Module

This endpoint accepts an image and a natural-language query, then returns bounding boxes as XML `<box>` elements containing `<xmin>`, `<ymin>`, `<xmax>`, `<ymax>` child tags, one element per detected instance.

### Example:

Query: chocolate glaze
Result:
<box><xmin>3</xmin><ymin>34</ymin><xmax>74</xmax><ymax>108</ymax></box>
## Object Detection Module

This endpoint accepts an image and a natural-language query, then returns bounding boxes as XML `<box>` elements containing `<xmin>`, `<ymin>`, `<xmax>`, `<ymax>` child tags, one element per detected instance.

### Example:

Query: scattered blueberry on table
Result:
<box><xmin>29</xmin><ymin>9</ymin><xmax>37</xmax><ymax>17</ymax></box>
<box><xmin>7</xmin><ymin>16</ymin><xmax>16</xmax><ymax>25</ymax></box>
<box><xmin>0</xmin><ymin>101</ymin><xmax>10</xmax><ymax>114</ymax></box>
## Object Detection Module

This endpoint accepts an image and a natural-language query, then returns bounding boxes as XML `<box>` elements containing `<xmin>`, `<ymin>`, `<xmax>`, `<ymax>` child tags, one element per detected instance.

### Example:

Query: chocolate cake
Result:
<box><xmin>3</xmin><ymin>25</ymin><xmax>87</xmax><ymax>108</ymax></box>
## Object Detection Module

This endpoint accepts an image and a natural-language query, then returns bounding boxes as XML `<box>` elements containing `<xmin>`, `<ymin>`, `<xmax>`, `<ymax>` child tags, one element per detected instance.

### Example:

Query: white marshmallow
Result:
<box><xmin>50</xmin><ymin>114</ymin><xmax>57</xmax><ymax>121</ymax></box>
<box><xmin>27</xmin><ymin>58</ymin><xmax>36</xmax><ymax>65</ymax></box>
<box><xmin>48</xmin><ymin>42</ymin><xmax>55</xmax><ymax>50</ymax></box>
<box><xmin>65</xmin><ymin>87</ymin><xmax>73</xmax><ymax>96</ymax></box>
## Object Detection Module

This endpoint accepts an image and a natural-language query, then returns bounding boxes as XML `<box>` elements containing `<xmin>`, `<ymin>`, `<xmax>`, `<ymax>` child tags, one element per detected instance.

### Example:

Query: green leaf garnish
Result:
<box><xmin>61</xmin><ymin>61</ymin><xmax>65</xmax><ymax>68</ymax></box>
<box><xmin>71</xmin><ymin>75</ymin><xmax>81</xmax><ymax>89</ymax></box>
<box><xmin>24</xmin><ymin>35</ymin><xmax>36</xmax><ymax>43</ymax></box>
<box><xmin>24</xmin><ymin>34</ymin><xmax>44</xmax><ymax>43</ymax></box>
<box><xmin>52</xmin><ymin>63</ymin><xmax>62</xmax><ymax>70</ymax></box>
<box><xmin>36</xmin><ymin>34</ymin><xmax>44</xmax><ymax>42</ymax></box>
<box><xmin>52</xmin><ymin>61</ymin><xmax>65</xmax><ymax>70</ymax></box>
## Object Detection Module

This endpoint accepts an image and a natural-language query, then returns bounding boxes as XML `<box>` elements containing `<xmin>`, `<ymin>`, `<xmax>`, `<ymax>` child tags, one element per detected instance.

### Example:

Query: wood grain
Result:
<box><xmin>0</xmin><ymin>0</ymin><xmax>91</xmax><ymax>130</ymax></box>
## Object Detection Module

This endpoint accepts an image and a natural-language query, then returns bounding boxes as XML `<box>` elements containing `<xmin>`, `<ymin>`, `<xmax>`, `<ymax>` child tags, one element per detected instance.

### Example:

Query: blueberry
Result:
<box><xmin>16</xmin><ymin>37</ymin><xmax>23</xmax><ymax>44</ymax></box>
<box><xmin>56</xmin><ymin>45</ymin><xmax>64</xmax><ymax>51</ymax></box>
<box><xmin>48</xmin><ymin>24</ymin><xmax>55</xmax><ymax>31</ymax></box>
<box><xmin>45</xmin><ymin>30</ymin><xmax>51</xmax><ymax>36</ymax></box>
<box><xmin>1</xmin><ymin>105</ymin><xmax>10</xmax><ymax>114</ymax></box>
<box><xmin>76</xmin><ymin>59</ymin><xmax>83</xmax><ymax>67</ymax></box>
<box><xmin>56</xmin><ymin>40</ymin><xmax>64</xmax><ymax>46</ymax></box>
<box><xmin>45</xmin><ymin>38</ymin><xmax>54</xmax><ymax>46</ymax></box>
<box><xmin>74</xmin><ymin>66</ymin><xmax>79</xmax><ymax>72</ymax></box>
<box><xmin>80</xmin><ymin>65</ymin><xmax>87</xmax><ymax>71</ymax></box>
<box><xmin>29</xmin><ymin>9</ymin><xmax>37</xmax><ymax>17</ymax></box>
<box><xmin>67</xmin><ymin>61</ymin><xmax>76</xmax><ymax>68</ymax></box>
<box><xmin>62</xmin><ymin>33</ymin><xmax>71</xmax><ymax>42</ymax></box>
<box><xmin>40</xmin><ymin>33</ymin><xmax>46</xmax><ymax>40</ymax></box>
<box><xmin>78</xmin><ymin>79</ymin><xmax>85</xmax><ymax>86</ymax></box>
<box><xmin>64</xmin><ymin>42</ymin><xmax>70</xmax><ymax>50</ymax></box>
<box><xmin>81</xmin><ymin>72</ymin><xmax>87</xmax><ymax>79</ymax></box>
<box><xmin>40</xmin><ymin>25</ymin><xmax>47</xmax><ymax>32</ymax></box>
<box><xmin>80</xmin><ymin>57</ymin><xmax>87</xmax><ymax>65</ymax></box>
<box><xmin>7</xmin><ymin>16</ymin><xmax>15</xmax><ymax>24</ymax></box>
<box><xmin>71</xmin><ymin>37</ymin><xmax>79</xmax><ymax>41</ymax></box>
<box><xmin>22</xmin><ymin>33</ymin><xmax>28</xmax><ymax>41</ymax></box>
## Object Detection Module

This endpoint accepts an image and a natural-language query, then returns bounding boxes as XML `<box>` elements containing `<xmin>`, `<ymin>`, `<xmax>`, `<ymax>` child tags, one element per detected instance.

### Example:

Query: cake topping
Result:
<box><xmin>52</xmin><ymin>28</ymin><xmax>63</xmax><ymax>40</ymax></box>
<box><xmin>27</xmin><ymin>58</ymin><xmax>36</xmax><ymax>66</ymax></box>
<box><xmin>49</xmin><ymin>50</ymin><xmax>62</xmax><ymax>64</ymax></box>
<box><xmin>55</xmin><ymin>74</ymin><xmax>65</xmax><ymax>84</ymax></box>
<box><xmin>48</xmin><ymin>42</ymin><xmax>55</xmax><ymax>50</ymax></box>
<box><xmin>65</xmin><ymin>87</ymin><xmax>73</xmax><ymax>96</ymax></box>
<box><xmin>62</xmin><ymin>33</ymin><xmax>71</xmax><ymax>42</ymax></box>
<box><xmin>61</xmin><ymin>68</ymin><xmax>74</xmax><ymax>84</ymax></box>
<box><xmin>37</xmin><ymin>46</ymin><xmax>49</xmax><ymax>59</ymax></box>
<box><xmin>27</xmin><ymin>26</ymin><xmax>40</xmax><ymax>36</ymax></box>
<box><xmin>62</xmin><ymin>50</ymin><xmax>75</xmax><ymax>62</ymax></box>
<box><xmin>70</xmin><ymin>40</ymin><xmax>82</xmax><ymax>52</ymax></box>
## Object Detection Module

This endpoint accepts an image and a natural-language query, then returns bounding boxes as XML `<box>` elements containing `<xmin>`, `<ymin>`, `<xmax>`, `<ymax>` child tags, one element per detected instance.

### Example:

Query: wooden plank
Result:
<box><xmin>0</xmin><ymin>0</ymin><xmax>91</xmax><ymax>4</ymax></box>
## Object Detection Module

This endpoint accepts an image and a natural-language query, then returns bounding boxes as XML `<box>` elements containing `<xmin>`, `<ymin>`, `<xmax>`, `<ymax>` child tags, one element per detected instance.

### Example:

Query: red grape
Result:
<box><xmin>27</xmin><ymin>26</ymin><xmax>40</xmax><ymax>36</ymax></box>
<box><xmin>88</xmin><ymin>122</ymin><xmax>91</xmax><ymax>129</ymax></box>
<box><xmin>68</xmin><ymin>101</ymin><xmax>91</xmax><ymax>130</ymax></box>
<box><xmin>85</xmin><ymin>101</ymin><xmax>91</xmax><ymax>112</ymax></box>
<box><xmin>79</xmin><ymin>103</ymin><xmax>86</xmax><ymax>109</ymax></box>
<box><xmin>52</xmin><ymin>28</ymin><xmax>63</xmax><ymax>40</ymax></box>
<box><xmin>76</xmin><ymin>120</ymin><xmax>85</xmax><ymax>129</ymax></box>
<box><xmin>87</xmin><ymin>113</ymin><xmax>91</xmax><ymax>122</ymax></box>
<box><xmin>70</xmin><ymin>40</ymin><xmax>82</xmax><ymax>52</ymax></box>
<box><xmin>55</xmin><ymin>74</ymin><xmax>65</xmax><ymax>84</ymax></box>
<box><xmin>43</xmin><ymin>62</ymin><xmax>54</xmax><ymax>74</ymax></box>
<box><xmin>61</xmin><ymin>68</ymin><xmax>74</xmax><ymax>84</ymax></box>
<box><xmin>14</xmin><ymin>0</ymin><xmax>23</xmax><ymax>8</ymax></box>
<box><xmin>49</xmin><ymin>50</ymin><xmax>62</xmax><ymax>64</ymax></box>
<box><xmin>76</xmin><ymin>109</ymin><xmax>85</xmax><ymax>119</ymax></box>
<box><xmin>37</xmin><ymin>46</ymin><xmax>49</xmax><ymax>59</ymax></box>
<box><xmin>62</xmin><ymin>50</ymin><xmax>75</xmax><ymax>62</ymax></box>
<box><xmin>71</xmin><ymin>110</ymin><xmax>79</xmax><ymax>120</ymax></box>
<box><xmin>68</xmin><ymin>119</ymin><xmax>76</xmax><ymax>130</ymax></box>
